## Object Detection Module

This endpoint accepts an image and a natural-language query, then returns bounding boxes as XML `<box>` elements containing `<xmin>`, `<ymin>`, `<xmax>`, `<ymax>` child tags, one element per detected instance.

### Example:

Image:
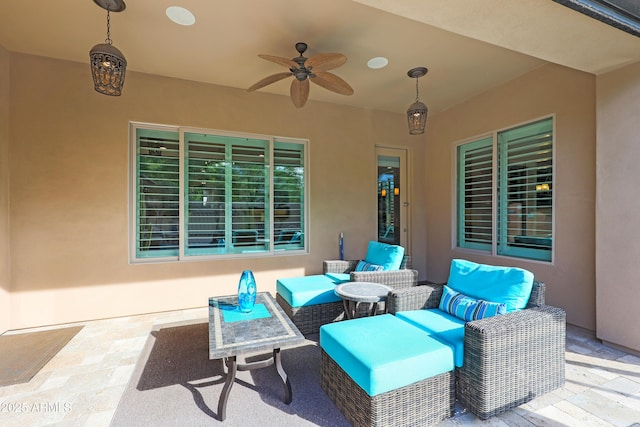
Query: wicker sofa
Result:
<box><xmin>386</xmin><ymin>277</ymin><xmax>566</xmax><ymax>419</ymax></box>
<box><xmin>322</xmin><ymin>254</ymin><xmax>416</xmax><ymax>289</ymax></box>
<box><xmin>276</xmin><ymin>254</ymin><xmax>417</xmax><ymax>335</ymax></box>
<box><xmin>277</xmin><ymin>238</ymin><xmax>420</xmax><ymax>335</ymax></box>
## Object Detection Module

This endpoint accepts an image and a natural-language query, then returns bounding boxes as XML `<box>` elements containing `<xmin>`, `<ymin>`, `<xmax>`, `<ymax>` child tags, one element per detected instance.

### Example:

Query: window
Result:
<box><xmin>456</xmin><ymin>117</ymin><xmax>553</xmax><ymax>262</ymax></box>
<box><xmin>131</xmin><ymin>124</ymin><xmax>307</xmax><ymax>262</ymax></box>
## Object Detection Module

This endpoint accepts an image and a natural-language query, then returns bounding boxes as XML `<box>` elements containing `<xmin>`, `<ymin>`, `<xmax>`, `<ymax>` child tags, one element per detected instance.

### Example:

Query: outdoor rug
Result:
<box><xmin>110</xmin><ymin>320</ymin><xmax>350</xmax><ymax>427</ymax></box>
<box><xmin>0</xmin><ymin>326</ymin><xmax>83</xmax><ymax>386</ymax></box>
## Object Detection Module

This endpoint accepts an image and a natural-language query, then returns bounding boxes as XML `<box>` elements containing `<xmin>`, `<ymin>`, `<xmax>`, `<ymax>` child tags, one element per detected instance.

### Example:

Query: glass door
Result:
<box><xmin>376</xmin><ymin>147</ymin><xmax>408</xmax><ymax>249</ymax></box>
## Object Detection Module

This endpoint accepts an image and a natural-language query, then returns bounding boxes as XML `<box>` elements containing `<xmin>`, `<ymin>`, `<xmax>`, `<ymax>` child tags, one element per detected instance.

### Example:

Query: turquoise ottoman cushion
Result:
<box><xmin>395</xmin><ymin>309</ymin><xmax>466</xmax><ymax>368</ymax></box>
<box><xmin>276</xmin><ymin>275</ymin><xmax>343</xmax><ymax>307</ymax></box>
<box><xmin>320</xmin><ymin>314</ymin><xmax>454</xmax><ymax>396</ymax></box>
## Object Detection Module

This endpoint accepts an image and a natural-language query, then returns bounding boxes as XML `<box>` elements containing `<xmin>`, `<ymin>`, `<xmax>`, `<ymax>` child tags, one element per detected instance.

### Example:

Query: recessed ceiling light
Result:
<box><xmin>166</xmin><ymin>6</ymin><xmax>196</xmax><ymax>26</ymax></box>
<box><xmin>367</xmin><ymin>57</ymin><xmax>389</xmax><ymax>69</ymax></box>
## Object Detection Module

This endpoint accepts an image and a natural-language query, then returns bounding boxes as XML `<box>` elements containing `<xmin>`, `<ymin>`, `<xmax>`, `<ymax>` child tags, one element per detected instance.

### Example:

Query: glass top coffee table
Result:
<box><xmin>208</xmin><ymin>292</ymin><xmax>305</xmax><ymax>421</ymax></box>
<box><xmin>334</xmin><ymin>281</ymin><xmax>393</xmax><ymax>319</ymax></box>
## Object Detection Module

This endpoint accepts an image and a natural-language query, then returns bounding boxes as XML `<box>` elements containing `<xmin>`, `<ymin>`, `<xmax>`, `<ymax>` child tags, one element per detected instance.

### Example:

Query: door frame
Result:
<box><xmin>375</xmin><ymin>145</ymin><xmax>411</xmax><ymax>252</ymax></box>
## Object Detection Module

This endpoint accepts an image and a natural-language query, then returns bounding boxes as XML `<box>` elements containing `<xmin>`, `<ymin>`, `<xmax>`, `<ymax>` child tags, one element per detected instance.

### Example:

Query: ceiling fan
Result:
<box><xmin>247</xmin><ymin>42</ymin><xmax>354</xmax><ymax>108</ymax></box>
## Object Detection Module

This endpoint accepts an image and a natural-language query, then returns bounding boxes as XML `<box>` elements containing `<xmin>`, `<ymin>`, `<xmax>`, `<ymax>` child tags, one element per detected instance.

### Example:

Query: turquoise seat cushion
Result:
<box><xmin>324</xmin><ymin>273</ymin><xmax>350</xmax><ymax>284</ymax></box>
<box><xmin>447</xmin><ymin>259</ymin><xmax>534</xmax><ymax>312</ymax></box>
<box><xmin>364</xmin><ymin>241</ymin><xmax>405</xmax><ymax>270</ymax></box>
<box><xmin>320</xmin><ymin>314</ymin><xmax>454</xmax><ymax>396</ymax></box>
<box><xmin>276</xmin><ymin>275</ymin><xmax>342</xmax><ymax>307</ymax></box>
<box><xmin>395</xmin><ymin>309</ymin><xmax>466</xmax><ymax>368</ymax></box>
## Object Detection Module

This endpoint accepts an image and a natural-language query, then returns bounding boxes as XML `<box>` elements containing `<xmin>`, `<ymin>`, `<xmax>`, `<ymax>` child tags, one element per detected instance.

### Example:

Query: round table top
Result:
<box><xmin>334</xmin><ymin>282</ymin><xmax>393</xmax><ymax>303</ymax></box>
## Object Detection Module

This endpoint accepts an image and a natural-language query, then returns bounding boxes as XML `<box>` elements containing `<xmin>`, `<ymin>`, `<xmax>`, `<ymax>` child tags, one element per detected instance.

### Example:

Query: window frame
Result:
<box><xmin>129</xmin><ymin>122</ymin><xmax>309</xmax><ymax>263</ymax></box>
<box><xmin>453</xmin><ymin>115</ymin><xmax>555</xmax><ymax>263</ymax></box>
<box><xmin>553</xmin><ymin>0</ymin><xmax>640</xmax><ymax>37</ymax></box>
<box><xmin>455</xmin><ymin>135</ymin><xmax>494</xmax><ymax>252</ymax></box>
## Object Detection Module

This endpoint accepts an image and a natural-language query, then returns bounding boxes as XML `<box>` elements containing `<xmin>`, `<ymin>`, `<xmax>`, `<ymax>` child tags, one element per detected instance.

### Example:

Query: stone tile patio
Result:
<box><xmin>1</xmin><ymin>307</ymin><xmax>640</xmax><ymax>426</ymax></box>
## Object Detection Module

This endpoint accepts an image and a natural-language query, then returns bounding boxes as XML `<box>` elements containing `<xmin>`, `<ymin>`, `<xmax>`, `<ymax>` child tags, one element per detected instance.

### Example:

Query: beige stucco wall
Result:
<box><xmin>424</xmin><ymin>63</ymin><xmax>596</xmax><ymax>330</ymax></box>
<box><xmin>4</xmin><ymin>53</ymin><xmax>603</xmax><ymax>335</ymax></box>
<box><xmin>595</xmin><ymin>61</ymin><xmax>640</xmax><ymax>352</ymax></box>
<box><xmin>6</xmin><ymin>53</ymin><xmax>427</xmax><ymax>330</ymax></box>
<box><xmin>0</xmin><ymin>45</ymin><xmax>10</xmax><ymax>333</ymax></box>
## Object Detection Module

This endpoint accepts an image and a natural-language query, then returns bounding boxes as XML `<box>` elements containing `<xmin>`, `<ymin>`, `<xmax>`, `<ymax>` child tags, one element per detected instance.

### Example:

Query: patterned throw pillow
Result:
<box><xmin>355</xmin><ymin>260</ymin><xmax>384</xmax><ymax>272</ymax></box>
<box><xmin>439</xmin><ymin>285</ymin><xmax>506</xmax><ymax>321</ymax></box>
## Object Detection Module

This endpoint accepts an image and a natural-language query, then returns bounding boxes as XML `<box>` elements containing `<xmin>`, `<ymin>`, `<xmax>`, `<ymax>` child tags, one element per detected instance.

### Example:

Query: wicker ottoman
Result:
<box><xmin>276</xmin><ymin>274</ymin><xmax>348</xmax><ymax>335</ymax></box>
<box><xmin>319</xmin><ymin>314</ymin><xmax>455</xmax><ymax>427</ymax></box>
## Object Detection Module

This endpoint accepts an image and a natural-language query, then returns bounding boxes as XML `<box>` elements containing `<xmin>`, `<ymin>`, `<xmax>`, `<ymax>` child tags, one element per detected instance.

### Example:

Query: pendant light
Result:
<box><xmin>90</xmin><ymin>0</ymin><xmax>127</xmax><ymax>96</ymax></box>
<box><xmin>406</xmin><ymin>67</ymin><xmax>428</xmax><ymax>135</ymax></box>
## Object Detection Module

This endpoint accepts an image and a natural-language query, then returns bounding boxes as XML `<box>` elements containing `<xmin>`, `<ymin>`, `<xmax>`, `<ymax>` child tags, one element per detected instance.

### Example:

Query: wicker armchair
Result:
<box><xmin>323</xmin><ymin>255</ymin><xmax>418</xmax><ymax>290</ymax></box>
<box><xmin>387</xmin><ymin>281</ymin><xmax>566</xmax><ymax>420</ymax></box>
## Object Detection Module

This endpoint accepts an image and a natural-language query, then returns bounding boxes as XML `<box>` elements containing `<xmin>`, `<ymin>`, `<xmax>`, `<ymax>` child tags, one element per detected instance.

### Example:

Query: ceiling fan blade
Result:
<box><xmin>247</xmin><ymin>72</ymin><xmax>292</xmax><ymax>92</ymax></box>
<box><xmin>305</xmin><ymin>53</ymin><xmax>347</xmax><ymax>71</ymax></box>
<box><xmin>310</xmin><ymin>71</ymin><xmax>354</xmax><ymax>96</ymax></box>
<box><xmin>258</xmin><ymin>54</ymin><xmax>298</xmax><ymax>69</ymax></box>
<box><xmin>290</xmin><ymin>78</ymin><xmax>310</xmax><ymax>108</ymax></box>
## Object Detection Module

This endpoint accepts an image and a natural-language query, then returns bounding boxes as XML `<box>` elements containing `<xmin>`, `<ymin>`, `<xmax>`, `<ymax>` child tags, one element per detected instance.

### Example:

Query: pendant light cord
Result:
<box><xmin>105</xmin><ymin>9</ymin><xmax>112</xmax><ymax>45</ymax></box>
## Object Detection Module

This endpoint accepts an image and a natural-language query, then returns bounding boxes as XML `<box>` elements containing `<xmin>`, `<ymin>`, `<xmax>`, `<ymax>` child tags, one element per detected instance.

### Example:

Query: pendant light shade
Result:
<box><xmin>90</xmin><ymin>0</ymin><xmax>127</xmax><ymax>96</ymax></box>
<box><xmin>407</xmin><ymin>100</ymin><xmax>428</xmax><ymax>135</ymax></box>
<box><xmin>90</xmin><ymin>42</ymin><xmax>127</xmax><ymax>96</ymax></box>
<box><xmin>406</xmin><ymin>67</ymin><xmax>428</xmax><ymax>135</ymax></box>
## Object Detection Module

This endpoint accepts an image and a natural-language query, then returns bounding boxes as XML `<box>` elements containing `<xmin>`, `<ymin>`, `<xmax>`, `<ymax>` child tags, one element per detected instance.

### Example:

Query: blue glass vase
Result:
<box><xmin>237</xmin><ymin>270</ymin><xmax>257</xmax><ymax>313</ymax></box>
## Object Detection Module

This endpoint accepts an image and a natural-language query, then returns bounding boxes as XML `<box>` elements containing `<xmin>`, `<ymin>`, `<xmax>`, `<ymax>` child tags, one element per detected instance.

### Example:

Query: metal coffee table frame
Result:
<box><xmin>209</xmin><ymin>292</ymin><xmax>305</xmax><ymax>421</ymax></box>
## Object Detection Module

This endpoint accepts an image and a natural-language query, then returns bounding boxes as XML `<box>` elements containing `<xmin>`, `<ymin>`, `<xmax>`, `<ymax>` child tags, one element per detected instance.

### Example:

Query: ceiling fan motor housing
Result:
<box><xmin>293</xmin><ymin>70</ymin><xmax>309</xmax><ymax>81</ymax></box>
<box><xmin>292</xmin><ymin>43</ymin><xmax>310</xmax><ymax>80</ymax></box>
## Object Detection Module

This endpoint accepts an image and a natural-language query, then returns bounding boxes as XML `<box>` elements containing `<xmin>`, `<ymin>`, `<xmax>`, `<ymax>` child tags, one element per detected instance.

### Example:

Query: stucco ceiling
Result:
<box><xmin>1</xmin><ymin>0</ymin><xmax>639</xmax><ymax>115</ymax></box>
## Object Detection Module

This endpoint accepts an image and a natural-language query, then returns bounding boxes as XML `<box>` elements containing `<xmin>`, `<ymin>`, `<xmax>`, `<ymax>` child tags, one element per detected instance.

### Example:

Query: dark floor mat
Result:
<box><xmin>0</xmin><ymin>326</ymin><xmax>83</xmax><ymax>386</ymax></box>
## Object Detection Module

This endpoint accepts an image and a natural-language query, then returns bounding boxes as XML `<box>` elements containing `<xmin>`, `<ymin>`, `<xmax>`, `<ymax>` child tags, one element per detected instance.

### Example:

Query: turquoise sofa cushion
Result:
<box><xmin>276</xmin><ymin>275</ymin><xmax>342</xmax><ymax>307</ymax></box>
<box><xmin>447</xmin><ymin>259</ymin><xmax>534</xmax><ymax>312</ymax></box>
<box><xmin>395</xmin><ymin>309</ymin><xmax>466</xmax><ymax>368</ymax></box>
<box><xmin>439</xmin><ymin>285</ymin><xmax>506</xmax><ymax>321</ymax></box>
<box><xmin>364</xmin><ymin>241</ymin><xmax>405</xmax><ymax>270</ymax></box>
<box><xmin>320</xmin><ymin>314</ymin><xmax>454</xmax><ymax>396</ymax></box>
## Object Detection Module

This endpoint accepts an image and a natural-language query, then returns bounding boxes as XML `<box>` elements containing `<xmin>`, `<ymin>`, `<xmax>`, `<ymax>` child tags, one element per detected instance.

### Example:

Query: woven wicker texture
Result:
<box><xmin>320</xmin><ymin>349</ymin><xmax>454</xmax><ymax>427</ymax></box>
<box><xmin>387</xmin><ymin>280</ymin><xmax>545</xmax><ymax>313</ymax></box>
<box><xmin>456</xmin><ymin>305</ymin><xmax>566</xmax><ymax>419</ymax></box>
<box><xmin>323</xmin><ymin>256</ymin><xmax>417</xmax><ymax>290</ymax></box>
<box><xmin>275</xmin><ymin>293</ymin><xmax>345</xmax><ymax>335</ymax></box>
<box><xmin>323</xmin><ymin>259</ymin><xmax>360</xmax><ymax>274</ymax></box>
<box><xmin>386</xmin><ymin>280</ymin><xmax>566</xmax><ymax>420</ymax></box>
<box><xmin>387</xmin><ymin>282</ymin><xmax>444</xmax><ymax>313</ymax></box>
<box><xmin>324</xmin><ymin>255</ymin><xmax>412</xmax><ymax>271</ymax></box>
